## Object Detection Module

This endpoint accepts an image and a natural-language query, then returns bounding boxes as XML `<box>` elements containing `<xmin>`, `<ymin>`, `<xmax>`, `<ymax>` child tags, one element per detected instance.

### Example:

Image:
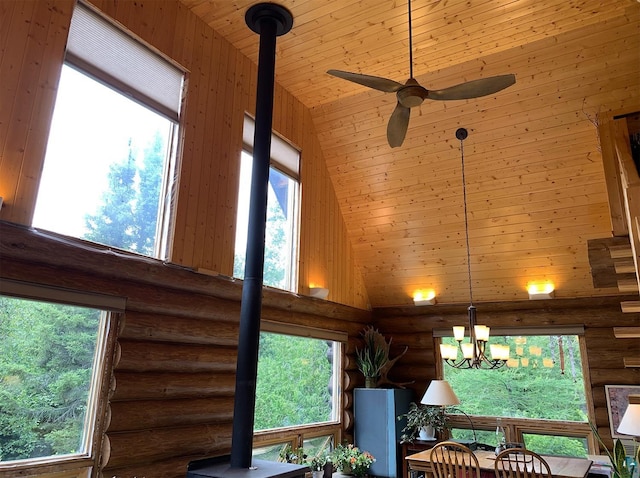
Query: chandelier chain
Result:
<box><xmin>460</xmin><ymin>136</ymin><xmax>473</xmax><ymax>307</ymax></box>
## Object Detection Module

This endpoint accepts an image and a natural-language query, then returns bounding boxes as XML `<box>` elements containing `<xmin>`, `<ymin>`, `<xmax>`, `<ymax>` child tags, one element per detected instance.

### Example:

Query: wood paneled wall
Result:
<box><xmin>0</xmin><ymin>222</ymin><xmax>371</xmax><ymax>476</ymax></box>
<box><xmin>374</xmin><ymin>299</ymin><xmax>640</xmax><ymax>450</ymax></box>
<box><xmin>0</xmin><ymin>0</ymin><xmax>369</xmax><ymax>310</ymax></box>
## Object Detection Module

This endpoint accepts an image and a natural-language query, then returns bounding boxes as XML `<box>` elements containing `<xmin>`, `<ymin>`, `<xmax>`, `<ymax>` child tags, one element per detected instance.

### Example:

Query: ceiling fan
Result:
<box><xmin>327</xmin><ymin>0</ymin><xmax>516</xmax><ymax>148</ymax></box>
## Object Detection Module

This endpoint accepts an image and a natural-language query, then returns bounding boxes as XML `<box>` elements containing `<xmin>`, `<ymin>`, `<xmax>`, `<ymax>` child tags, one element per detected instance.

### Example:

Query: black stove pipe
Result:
<box><xmin>230</xmin><ymin>3</ymin><xmax>293</xmax><ymax>470</ymax></box>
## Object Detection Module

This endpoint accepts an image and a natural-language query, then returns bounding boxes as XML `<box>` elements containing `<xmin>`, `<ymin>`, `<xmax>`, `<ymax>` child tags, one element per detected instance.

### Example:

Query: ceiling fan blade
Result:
<box><xmin>327</xmin><ymin>69</ymin><xmax>404</xmax><ymax>93</ymax></box>
<box><xmin>387</xmin><ymin>102</ymin><xmax>411</xmax><ymax>148</ymax></box>
<box><xmin>427</xmin><ymin>74</ymin><xmax>516</xmax><ymax>100</ymax></box>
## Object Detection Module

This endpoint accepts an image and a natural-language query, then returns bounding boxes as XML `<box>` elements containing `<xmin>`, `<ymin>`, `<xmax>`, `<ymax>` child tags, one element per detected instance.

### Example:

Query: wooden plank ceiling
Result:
<box><xmin>179</xmin><ymin>0</ymin><xmax>640</xmax><ymax>307</ymax></box>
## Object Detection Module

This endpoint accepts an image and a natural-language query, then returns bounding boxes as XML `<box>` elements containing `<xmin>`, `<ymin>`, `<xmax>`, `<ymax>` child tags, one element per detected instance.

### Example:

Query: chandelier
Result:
<box><xmin>439</xmin><ymin>128</ymin><xmax>510</xmax><ymax>370</ymax></box>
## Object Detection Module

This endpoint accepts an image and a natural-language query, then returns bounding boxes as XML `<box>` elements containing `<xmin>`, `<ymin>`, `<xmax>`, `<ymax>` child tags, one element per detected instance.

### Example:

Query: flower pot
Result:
<box><xmin>313</xmin><ymin>471</ymin><xmax>324</xmax><ymax>478</ymax></box>
<box><xmin>364</xmin><ymin>377</ymin><xmax>377</xmax><ymax>388</ymax></box>
<box><xmin>418</xmin><ymin>425</ymin><xmax>436</xmax><ymax>440</ymax></box>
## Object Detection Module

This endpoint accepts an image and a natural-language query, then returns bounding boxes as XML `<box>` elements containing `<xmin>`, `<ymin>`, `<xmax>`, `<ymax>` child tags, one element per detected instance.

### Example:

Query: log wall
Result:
<box><xmin>374</xmin><ymin>299</ymin><xmax>640</xmax><ymax>451</ymax></box>
<box><xmin>0</xmin><ymin>0</ymin><xmax>369</xmax><ymax>310</ymax></box>
<box><xmin>0</xmin><ymin>222</ymin><xmax>370</xmax><ymax>476</ymax></box>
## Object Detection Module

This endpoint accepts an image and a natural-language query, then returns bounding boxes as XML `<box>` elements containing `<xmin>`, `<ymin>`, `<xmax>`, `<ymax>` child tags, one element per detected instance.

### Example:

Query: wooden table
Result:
<box><xmin>406</xmin><ymin>448</ymin><xmax>593</xmax><ymax>478</ymax></box>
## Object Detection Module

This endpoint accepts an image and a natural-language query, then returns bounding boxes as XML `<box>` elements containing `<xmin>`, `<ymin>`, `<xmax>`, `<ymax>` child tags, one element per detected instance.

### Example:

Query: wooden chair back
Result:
<box><xmin>494</xmin><ymin>448</ymin><xmax>552</xmax><ymax>478</ymax></box>
<box><xmin>429</xmin><ymin>441</ymin><xmax>482</xmax><ymax>478</ymax></box>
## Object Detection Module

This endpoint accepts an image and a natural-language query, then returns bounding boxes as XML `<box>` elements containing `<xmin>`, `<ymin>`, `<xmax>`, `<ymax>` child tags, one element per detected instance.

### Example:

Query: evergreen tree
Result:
<box><xmin>84</xmin><ymin>134</ymin><xmax>165</xmax><ymax>255</ymax></box>
<box><xmin>84</xmin><ymin>141</ymin><xmax>138</xmax><ymax>251</ymax></box>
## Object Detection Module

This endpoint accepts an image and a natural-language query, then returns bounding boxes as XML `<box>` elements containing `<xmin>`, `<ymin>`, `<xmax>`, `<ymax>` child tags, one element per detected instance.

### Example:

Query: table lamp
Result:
<box><xmin>617</xmin><ymin>395</ymin><xmax>640</xmax><ymax>437</ymax></box>
<box><xmin>421</xmin><ymin>380</ymin><xmax>461</xmax><ymax>407</ymax></box>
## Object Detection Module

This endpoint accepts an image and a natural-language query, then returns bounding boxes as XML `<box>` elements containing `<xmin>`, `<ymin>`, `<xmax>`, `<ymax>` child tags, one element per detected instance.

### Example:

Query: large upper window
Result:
<box><xmin>0</xmin><ymin>280</ymin><xmax>120</xmax><ymax>468</ymax></box>
<box><xmin>33</xmin><ymin>2</ymin><xmax>183</xmax><ymax>259</ymax></box>
<box><xmin>441</xmin><ymin>331</ymin><xmax>590</xmax><ymax>457</ymax></box>
<box><xmin>234</xmin><ymin>116</ymin><xmax>300</xmax><ymax>291</ymax></box>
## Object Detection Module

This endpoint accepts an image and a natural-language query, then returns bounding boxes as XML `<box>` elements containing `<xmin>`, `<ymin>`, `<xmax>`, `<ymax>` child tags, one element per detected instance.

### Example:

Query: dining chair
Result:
<box><xmin>429</xmin><ymin>441</ymin><xmax>482</xmax><ymax>478</ymax></box>
<box><xmin>494</xmin><ymin>448</ymin><xmax>552</xmax><ymax>478</ymax></box>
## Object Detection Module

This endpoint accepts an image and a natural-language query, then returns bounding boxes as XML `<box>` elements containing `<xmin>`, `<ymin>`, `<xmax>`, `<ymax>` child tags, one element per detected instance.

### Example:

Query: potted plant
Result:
<box><xmin>356</xmin><ymin>327</ymin><xmax>388</xmax><ymax>388</ymax></box>
<box><xmin>279</xmin><ymin>444</ymin><xmax>307</xmax><ymax>464</ymax></box>
<box><xmin>398</xmin><ymin>402</ymin><xmax>449</xmax><ymax>443</ymax></box>
<box><xmin>589</xmin><ymin>422</ymin><xmax>639</xmax><ymax>478</ymax></box>
<box><xmin>331</xmin><ymin>443</ymin><xmax>376</xmax><ymax>477</ymax></box>
<box><xmin>310</xmin><ymin>456</ymin><xmax>327</xmax><ymax>478</ymax></box>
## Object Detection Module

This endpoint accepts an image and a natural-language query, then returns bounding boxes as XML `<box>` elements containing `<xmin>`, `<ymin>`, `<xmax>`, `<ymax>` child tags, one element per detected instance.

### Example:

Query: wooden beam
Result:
<box><xmin>623</xmin><ymin>357</ymin><xmax>640</xmax><ymax>368</ymax></box>
<box><xmin>618</xmin><ymin>278</ymin><xmax>639</xmax><ymax>292</ymax></box>
<box><xmin>614</xmin><ymin>259</ymin><xmax>636</xmax><ymax>274</ymax></box>
<box><xmin>610</xmin><ymin>244</ymin><xmax>633</xmax><ymax>258</ymax></box>
<box><xmin>620</xmin><ymin>301</ymin><xmax>640</xmax><ymax>313</ymax></box>
<box><xmin>614</xmin><ymin>326</ymin><xmax>640</xmax><ymax>338</ymax></box>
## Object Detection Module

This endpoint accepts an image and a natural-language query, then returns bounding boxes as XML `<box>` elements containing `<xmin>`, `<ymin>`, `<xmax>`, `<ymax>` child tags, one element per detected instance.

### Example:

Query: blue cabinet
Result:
<box><xmin>354</xmin><ymin>388</ymin><xmax>414</xmax><ymax>478</ymax></box>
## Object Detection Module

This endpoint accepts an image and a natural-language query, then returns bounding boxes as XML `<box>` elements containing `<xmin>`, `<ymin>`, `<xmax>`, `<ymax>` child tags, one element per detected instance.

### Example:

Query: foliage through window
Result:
<box><xmin>0</xmin><ymin>295</ymin><xmax>109</xmax><ymax>463</ymax></box>
<box><xmin>254</xmin><ymin>332</ymin><xmax>340</xmax><ymax>431</ymax></box>
<box><xmin>443</xmin><ymin>334</ymin><xmax>589</xmax><ymax>456</ymax></box>
<box><xmin>33</xmin><ymin>3</ymin><xmax>183</xmax><ymax>259</ymax></box>
<box><xmin>234</xmin><ymin>116</ymin><xmax>300</xmax><ymax>292</ymax></box>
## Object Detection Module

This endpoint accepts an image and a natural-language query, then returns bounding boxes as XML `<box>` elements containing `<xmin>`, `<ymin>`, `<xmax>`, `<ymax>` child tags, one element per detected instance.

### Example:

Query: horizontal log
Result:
<box><xmin>111</xmin><ymin>371</ymin><xmax>236</xmax><ymax>401</ymax></box>
<box><xmin>119</xmin><ymin>311</ymin><xmax>240</xmax><ymax>345</ymax></box>
<box><xmin>379</xmin><ymin>332</ymin><xmax>436</xmax><ymax>349</ymax></box>
<box><xmin>586</xmin><ymin>354</ymin><xmax>630</xmax><ymax>368</ymax></box>
<box><xmin>0</xmin><ymin>222</ymin><xmax>370</xmax><ymax>321</ymax></box>
<box><xmin>108</xmin><ymin>397</ymin><xmax>234</xmax><ymax>432</ymax></box>
<box><xmin>104</xmin><ymin>424</ymin><xmax>231</xmax><ymax>469</ymax></box>
<box><xmin>588</xmin><ymin>368</ymin><xmax>640</xmax><ymax>386</ymax></box>
<box><xmin>104</xmin><ymin>454</ymin><xmax>202</xmax><ymax>478</ymax></box>
<box><xmin>116</xmin><ymin>340</ymin><xmax>237</xmax><ymax>373</ymax></box>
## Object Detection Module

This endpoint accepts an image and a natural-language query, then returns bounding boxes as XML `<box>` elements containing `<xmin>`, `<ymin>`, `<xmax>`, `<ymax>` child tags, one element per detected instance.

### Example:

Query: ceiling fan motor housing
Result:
<box><xmin>397</xmin><ymin>78</ymin><xmax>427</xmax><ymax>107</ymax></box>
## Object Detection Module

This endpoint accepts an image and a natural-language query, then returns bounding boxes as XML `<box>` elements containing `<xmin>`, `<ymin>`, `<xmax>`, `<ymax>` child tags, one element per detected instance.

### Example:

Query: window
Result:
<box><xmin>255</xmin><ymin>331</ymin><xmax>341</xmax><ymax>430</ymax></box>
<box><xmin>0</xmin><ymin>280</ymin><xmax>120</xmax><ymax>469</ymax></box>
<box><xmin>234</xmin><ymin>116</ymin><xmax>300</xmax><ymax>292</ymax></box>
<box><xmin>253</xmin><ymin>323</ymin><xmax>343</xmax><ymax>456</ymax></box>
<box><xmin>33</xmin><ymin>2</ymin><xmax>183</xmax><ymax>259</ymax></box>
<box><xmin>440</xmin><ymin>331</ymin><xmax>591</xmax><ymax>457</ymax></box>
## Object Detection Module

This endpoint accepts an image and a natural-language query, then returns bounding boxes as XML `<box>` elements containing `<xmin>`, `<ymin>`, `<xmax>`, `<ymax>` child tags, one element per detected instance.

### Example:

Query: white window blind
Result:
<box><xmin>243</xmin><ymin>114</ymin><xmax>300</xmax><ymax>179</ymax></box>
<box><xmin>65</xmin><ymin>2</ymin><xmax>184</xmax><ymax>122</ymax></box>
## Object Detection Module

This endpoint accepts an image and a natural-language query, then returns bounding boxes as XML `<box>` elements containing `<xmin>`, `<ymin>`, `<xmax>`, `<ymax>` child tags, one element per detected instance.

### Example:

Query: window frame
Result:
<box><xmin>33</xmin><ymin>1</ymin><xmax>184</xmax><ymax>260</ymax></box>
<box><xmin>0</xmin><ymin>279</ymin><xmax>120</xmax><ymax>475</ymax></box>
<box><xmin>253</xmin><ymin>321</ymin><xmax>345</xmax><ymax>450</ymax></box>
<box><xmin>235</xmin><ymin>115</ymin><xmax>301</xmax><ymax>292</ymax></box>
<box><xmin>436</xmin><ymin>327</ymin><xmax>598</xmax><ymax>455</ymax></box>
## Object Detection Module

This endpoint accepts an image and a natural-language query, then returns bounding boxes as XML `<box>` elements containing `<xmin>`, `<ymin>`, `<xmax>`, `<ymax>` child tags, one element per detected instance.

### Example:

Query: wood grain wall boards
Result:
<box><xmin>0</xmin><ymin>0</ymin><xmax>369</xmax><ymax>309</ymax></box>
<box><xmin>0</xmin><ymin>0</ymin><xmax>72</xmax><ymax>225</ymax></box>
<box><xmin>311</xmin><ymin>8</ymin><xmax>639</xmax><ymax>307</ymax></box>
<box><xmin>185</xmin><ymin>0</ymin><xmax>632</xmax><ymax>109</ymax></box>
<box><xmin>0</xmin><ymin>222</ymin><xmax>369</xmax><ymax>474</ymax></box>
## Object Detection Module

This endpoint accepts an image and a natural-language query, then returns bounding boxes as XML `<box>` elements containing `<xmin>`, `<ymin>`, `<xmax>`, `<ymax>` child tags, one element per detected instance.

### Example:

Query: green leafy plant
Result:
<box><xmin>310</xmin><ymin>456</ymin><xmax>326</xmax><ymax>471</ymax></box>
<box><xmin>397</xmin><ymin>402</ymin><xmax>449</xmax><ymax>444</ymax></box>
<box><xmin>331</xmin><ymin>443</ymin><xmax>375</xmax><ymax>477</ymax></box>
<box><xmin>355</xmin><ymin>326</ymin><xmax>388</xmax><ymax>381</ymax></box>
<box><xmin>279</xmin><ymin>444</ymin><xmax>307</xmax><ymax>464</ymax></box>
<box><xmin>589</xmin><ymin>422</ymin><xmax>639</xmax><ymax>478</ymax></box>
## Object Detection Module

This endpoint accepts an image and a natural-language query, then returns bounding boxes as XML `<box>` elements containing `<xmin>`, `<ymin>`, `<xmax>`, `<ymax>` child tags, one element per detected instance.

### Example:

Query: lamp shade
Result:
<box><xmin>420</xmin><ymin>379</ymin><xmax>460</xmax><ymax>406</ymax></box>
<box><xmin>617</xmin><ymin>395</ymin><xmax>640</xmax><ymax>436</ymax></box>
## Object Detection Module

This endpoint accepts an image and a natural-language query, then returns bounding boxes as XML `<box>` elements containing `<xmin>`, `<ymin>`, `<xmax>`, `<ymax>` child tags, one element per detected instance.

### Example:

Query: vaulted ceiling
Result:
<box><xmin>179</xmin><ymin>0</ymin><xmax>640</xmax><ymax>307</ymax></box>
